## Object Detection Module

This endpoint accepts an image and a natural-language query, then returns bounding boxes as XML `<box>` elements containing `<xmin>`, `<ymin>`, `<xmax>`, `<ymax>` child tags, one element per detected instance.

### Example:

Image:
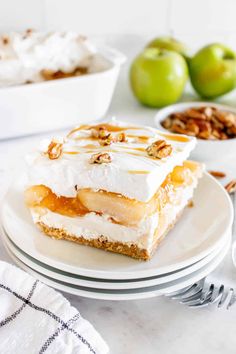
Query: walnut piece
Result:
<box><xmin>89</xmin><ymin>152</ymin><xmax>112</xmax><ymax>164</ymax></box>
<box><xmin>46</xmin><ymin>140</ymin><xmax>63</xmax><ymax>160</ymax></box>
<box><xmin>146</xmin><ymin>140</ymin><xmax>172</xmax><ymax>159</ymax></box>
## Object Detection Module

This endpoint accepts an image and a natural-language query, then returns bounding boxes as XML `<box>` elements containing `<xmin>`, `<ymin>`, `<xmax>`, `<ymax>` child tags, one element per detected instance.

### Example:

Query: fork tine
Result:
<box><xmin>227</xmin><ymin>289</ymin><xmax>236</xmax><ymax>309</ymax></box>
<box><xmin>165</xmin><ymin>284</ymin><xmax>195</xmax><ymax>298</ymax></box>
<box><xmin>166</xmin><ymin>279</ymin><xmax>205</xmax><ymax>300</ymax></box>
<box><xmin>218</xmin><ymin>287</ymin><xmax>231</xmax><ymax>308</ymax></box>
<box><xmin>179</xmin><ymin>289</ymin><xmax>204</xmax><ymax>303</ymax></box>
<box><xmin>209</xmin><ymin>284</ymin><xmax>224</xmax><ymax>304</ymax></box>
<box><xmin>183</xmin><ymin>288</ymin><xmax>214</xmax><ymax>307</ymax></box>
<box><xmin>200</xmin><ymin>283</ymin><xmax>214</xmax><ymax>302</ymax></box>
<box><xmin>168</xmin><ymin>283</ymin><xmax>203</xmax><ymax>300</ymax></box>
<box><xmin>188</xmin><ymin>298</ymin><xmax>214</xmax><ymax>308</ymax></box>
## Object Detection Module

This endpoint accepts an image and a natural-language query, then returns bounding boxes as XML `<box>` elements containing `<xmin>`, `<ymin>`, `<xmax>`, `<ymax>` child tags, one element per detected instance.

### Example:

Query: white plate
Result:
<box><xmin>1</xmin><ymin>173</ymin><xmax>233</xmax><ymax>280</ymax></box>
<box><xmin>154</xmin><ymin>101</ymin><xmax>236</xmax><ymax>161</ymax></box>
<box><xmin>4</xmin><ymin>237</ymin><xmax>230</xmax><ymax>301</ymax></box>
<box><xmin>1</xmin><ymin>228</ymin><xmax>231</xmax><ymax>290</ymax></box>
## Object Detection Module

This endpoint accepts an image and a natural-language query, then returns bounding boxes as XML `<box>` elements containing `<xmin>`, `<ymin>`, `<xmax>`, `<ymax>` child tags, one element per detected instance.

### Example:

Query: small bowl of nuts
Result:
<box><xmin>154</xmin><ymin>102</ymin><xmax>236</xmax><ymax>161</ymax></box>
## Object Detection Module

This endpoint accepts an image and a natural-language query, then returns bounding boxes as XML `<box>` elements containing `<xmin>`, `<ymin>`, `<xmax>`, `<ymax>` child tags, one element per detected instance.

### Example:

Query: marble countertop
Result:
<box><xmin>1</xmin><ymin>40</ymin><xmax>236</xmax><ymax>353</ymax></box>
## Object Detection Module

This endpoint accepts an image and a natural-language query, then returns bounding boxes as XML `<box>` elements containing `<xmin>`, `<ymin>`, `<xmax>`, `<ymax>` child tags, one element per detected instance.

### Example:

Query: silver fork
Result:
<box><xmin>166</xmin><ymin>192</ymin><xmax>236</xmax><ymax>309</ymax></box>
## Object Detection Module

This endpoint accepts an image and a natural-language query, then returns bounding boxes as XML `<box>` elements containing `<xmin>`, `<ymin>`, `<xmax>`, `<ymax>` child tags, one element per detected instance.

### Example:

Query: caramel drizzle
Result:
<box><xmin>158</xmin><ymin>131</ymin><xmax>189</xmax><ymax>142</ymax></box>
<box><xmin>127</xmin><ymin>134</ymin><xmax>150</xmax><ymax>143</ymax></box>
<box><xmin>64</xmin><ymin>151</ymin><xmax>80</xmax><ymax>155</ymax></box>
<box><xmin>67</xmin><ymin>123</ymin><xmax>143</xmax><ymax>137</ymax></box>
<box><xmin>64</xmin><ymin>124</ymin><xmax>184</xmax><ymax>160</ymax></box>
<box><xmin>128</xmin><ymin>170</ymin><xmax>150</xmax><ymax>174</ymax></box>
<box><xmin>64</xmin><ymin>144</ymin><xmax>147</xmax><ymax>156</ymax></box>
<box><xmin>67</xmin><ymin>123</ymin><xmax>187</xmax><ymax>147</ymax></box>
<box><xmin>64</xmin><ymin>146</ymin><xmax>162</xmax><ymax>162</ymax></box>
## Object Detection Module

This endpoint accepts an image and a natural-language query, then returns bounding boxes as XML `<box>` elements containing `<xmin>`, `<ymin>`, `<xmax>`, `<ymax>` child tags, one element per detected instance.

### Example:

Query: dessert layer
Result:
<box><xmin>37</xmin><ymin>222</ymin><xmax>153</xmax><ymax>261</ymax></box>
<box><xmin>26</xmin><ymin>120</ymin><xmax>196</xmax><ymax>202</ymax></box>
<box><xmin>0</xmin><ymin>30</ymin><xmax>107</xmax><ymax>87</ymax></box>
<box><xmin>30</xmin><ymin>179</ymin><xmax>197</xmax><ymax>254</ymax></box>
<box><xmin>25</xmin><ymin>161</ymin><xmax>202</xmax><ymax>226</ymax></box>
<box><xmin>37</xmin><ymin>222</ymin><xmax>172</xmax><ymax>261</ymax></box>
<box><xmin>31</xmin><ymin>209</ymin><xmax>159</xmax><ymax>251</ymax></box>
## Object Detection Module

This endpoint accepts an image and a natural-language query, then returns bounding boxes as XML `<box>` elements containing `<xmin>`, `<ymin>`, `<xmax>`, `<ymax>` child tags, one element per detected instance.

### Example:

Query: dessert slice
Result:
<box><xmin>25</xmin><ymin>120</ymin><xmax>203</xmax><ymax>260</ymax></box>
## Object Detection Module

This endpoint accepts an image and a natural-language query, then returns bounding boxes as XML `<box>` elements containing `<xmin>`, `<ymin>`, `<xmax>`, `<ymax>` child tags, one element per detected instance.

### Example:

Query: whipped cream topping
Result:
<box><xmin>0</xmin><ymin>30</ymin><xmax>105</xmax><ymax>87</ymax></box>
<box><xmin>26</xmin><ymin>119</ymin><xmax>196</xmax><ymax>202</ymax></box>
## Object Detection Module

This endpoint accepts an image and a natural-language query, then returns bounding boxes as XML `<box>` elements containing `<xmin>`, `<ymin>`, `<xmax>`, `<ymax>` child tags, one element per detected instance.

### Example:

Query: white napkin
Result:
<box><xmin>0</xmin><ymin>260</ymin><xmax>109</xmax><ymax>354</ymax></box>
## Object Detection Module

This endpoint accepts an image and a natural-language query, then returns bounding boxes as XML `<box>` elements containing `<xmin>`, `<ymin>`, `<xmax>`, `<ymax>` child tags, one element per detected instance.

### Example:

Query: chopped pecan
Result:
<box><xmin>161</xmin><ymin>106</ymin><xmax>236</xmax><ymax>140</ymax></box>
<box><xmin>91</xmin><ymin>126</ymin><xmax>118</xmax><ymax>146</ymax></box>
<box><xmin>214</xmin><ymin>111</ymin><xmax>236</xmax><ymax>127</ymax></box>
<box><xmin>161</xmin><ymin>116</ymin><xmax>172</xmax><ymax>129</ymax></box>
<box><xmin>146</xmin><ymin>140</ymin><xmax>172</xmax><ymax>159</ymax></box>
<box><xmin>186</xmin><ymin>120</ymin><xmax>200</xmax><ymax>135</ymax></box>
<box><xmin>208</xmin><ymin>170</ymin><xmax>226</xmax><ymax>178</ymax></box>
<box><xmin>169</xmin><ymin>124</ymin><xmax>189</xmax><ymax>135</ymax></box>
<box><xmin>46</xmin><ymin>140</ymin><xmax>63</xmax><ymax>160</ymax></box>
<box><xmin>99</xmin><ymin>133</ymin><xmax>115</xmax><ymax>146</ymax></box>
<box><xmin>91</xmin><ymin>126</ymin><xmax>109</xmax><ymax>139</ymax></box>
<box><xmin>89</xmin><ymin>152</ymin><xmax>112</xmax><ymax>164</ymax></box>
<box><xmin>2</xmin><ymin>36</ymin><xmax>9</xmax><ymax>45</ymax></box>
<box><xmin>225</xmin><ymin>179</ymin><xmax>236</xmax><ymax>194</ymax></box>
<box><xmin>188</xmin><ymin>200</ymin><xmax>194</xmax><ymax>208</ymax></box>
<box><xmin>185</xmin><ymin>108</ymin><xmax>207</xmax><ymax>120</ymax></box>
<box><xmin>116</xmin><ymin>132</ymin><xmax>128</xmax><ymax>143</ymax></box>
<box><xmin>202</xmin><ymin>106</ymin><xmax>213</xmax><ymax>118</ymax></box>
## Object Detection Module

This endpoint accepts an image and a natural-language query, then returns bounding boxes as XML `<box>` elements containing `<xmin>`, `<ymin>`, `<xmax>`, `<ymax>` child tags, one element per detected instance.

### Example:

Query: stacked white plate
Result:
<box><xmin>1</xmin><ymin>172</ymin><xmax>234</xmax><ymax>300</ymax></box>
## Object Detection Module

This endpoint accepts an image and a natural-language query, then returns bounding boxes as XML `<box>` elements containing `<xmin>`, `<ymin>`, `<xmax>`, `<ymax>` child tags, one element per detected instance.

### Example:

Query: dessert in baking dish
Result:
<box><xmin>0</xmin><ymin>30</ymin><xmax>108</xmax><ymax>87</ymax></box>
<box><xmin>25</xmin><ymin>120</ymin><xmax>203</xmax><ymax>260</ymax></box>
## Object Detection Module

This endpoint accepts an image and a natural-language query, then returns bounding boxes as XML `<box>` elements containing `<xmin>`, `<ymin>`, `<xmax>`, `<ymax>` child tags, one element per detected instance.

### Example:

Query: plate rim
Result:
<box><xmin>1</xmin><ymin>172</ymin><xmax>234</xmax><ymax>280</ymax></box>
<box><xmin>4</xmin><ymin>237</ymin><xmax>230</xmax><ymax>301</ymax></box>
<box><xmin>1</xmin><ymin>227</ymin><xmax>231</xmax><ymax>290</ymax></box>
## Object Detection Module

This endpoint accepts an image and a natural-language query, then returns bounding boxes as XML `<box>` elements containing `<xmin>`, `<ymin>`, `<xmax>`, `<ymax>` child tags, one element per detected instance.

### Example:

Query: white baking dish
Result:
<box><xmin>0</xmin><ymin>46</ymin><xmax>126</xmax><ymax>140</ymax></box>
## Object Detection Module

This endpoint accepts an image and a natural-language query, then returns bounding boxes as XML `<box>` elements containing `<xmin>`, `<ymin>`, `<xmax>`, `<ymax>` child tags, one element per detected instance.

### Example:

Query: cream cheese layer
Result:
<box><xmin>31</xmin><ymin>182</ymin><xmax>196</xmax><ymax>252</ymax></box>
<box><xmin>26</xmin><ymin>119</ymin><xmax>196</xmax><ymax>202</ymax></box>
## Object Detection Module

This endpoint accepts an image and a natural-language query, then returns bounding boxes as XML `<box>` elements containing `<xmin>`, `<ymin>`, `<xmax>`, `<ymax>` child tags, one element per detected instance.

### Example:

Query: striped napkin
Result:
<box><xmin>0</xmin><ymin>260</ymin><xmax>109</xmax><ymax>354</ymax></box>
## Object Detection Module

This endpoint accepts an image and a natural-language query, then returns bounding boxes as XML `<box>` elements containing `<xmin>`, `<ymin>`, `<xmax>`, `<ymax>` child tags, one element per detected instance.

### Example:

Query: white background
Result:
<box><xmin>0</xmin><ymin>0</ymin><xmax>236</xmax><ymax>49</ymax></box>
<box><xmin>1</xmin><ymin>2</ymin><xmax>236</xmax><ymax>354</ymax></box>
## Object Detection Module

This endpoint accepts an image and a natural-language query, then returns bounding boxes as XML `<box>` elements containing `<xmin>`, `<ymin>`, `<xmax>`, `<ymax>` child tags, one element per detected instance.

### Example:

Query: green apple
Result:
<box><xmin>130</xmin><ymin>48</ymin><xmax>188</xmax><ymax>108</ymax></box>
<box><xmin>147</xmin><ymin>36</ymin><xmax>189</xmax><ymax>58</ymax></box>
<box><xmin>189</xmin><ymin>43</ymin><xmax>236</xmax><ymax>99</ymax></box>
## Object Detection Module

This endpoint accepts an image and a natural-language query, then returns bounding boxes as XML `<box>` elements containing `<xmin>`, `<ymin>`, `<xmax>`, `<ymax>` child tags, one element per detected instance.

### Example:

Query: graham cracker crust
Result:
<box><xmin>36</xmin><ymin>205</ymin><xmax>186</xmax><ymax>261</ymax></box>
<box><xmin>37</xmin><ymin>221</ymin><xmax>150</xmax><ymax>260</ymax></box>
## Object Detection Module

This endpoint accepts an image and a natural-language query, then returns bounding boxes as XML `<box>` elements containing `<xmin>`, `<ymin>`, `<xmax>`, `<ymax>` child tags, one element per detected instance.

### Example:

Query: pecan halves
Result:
<box><xmin>91</xmin><ymin>126</ymin><xmax>110</xmax><ymax>139</ymax></box>
<box><xmin>161</xmin><ymin>106</ymin><xmax>236</xmax><ymax>140</ymax></box>
<box><xmin>146</xmin><ymin>140</ymin><xmax>172</xmax><ymax>159</ymax></box>
<box><xmin>116</xmin><ymin>132</ymin><xmax>128</xmax><ymax>143</ymax></box>
<box><xmin>46</xmin><ymin>140</ymin><xmax>63</xmax><ymax>160</ymax></box>
<box><xmin>208</xmin><ymin>170</ymin><xmax>226</xmax><ymax>178</ymax></box>
<box><xmin>99</xmin><ymin>133</ymin><xmax>116</xmax><ymax>146</ymax></box>
<box><xmin>225</xmin><ymin>179</ymin><xmax>236</xmax><ymax>194</ymax></box>
<box><xmin>89</xmin><ymin>152</ymin><xmax>112</xmax><ymax>164</ymax></box>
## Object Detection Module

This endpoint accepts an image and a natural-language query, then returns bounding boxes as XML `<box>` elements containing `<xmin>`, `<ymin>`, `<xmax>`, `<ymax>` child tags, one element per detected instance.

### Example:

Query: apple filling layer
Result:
<box><xmin>25</xmin><ymin>161</ymin><xmax>201</xmax><ymax>227</ymax></box>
